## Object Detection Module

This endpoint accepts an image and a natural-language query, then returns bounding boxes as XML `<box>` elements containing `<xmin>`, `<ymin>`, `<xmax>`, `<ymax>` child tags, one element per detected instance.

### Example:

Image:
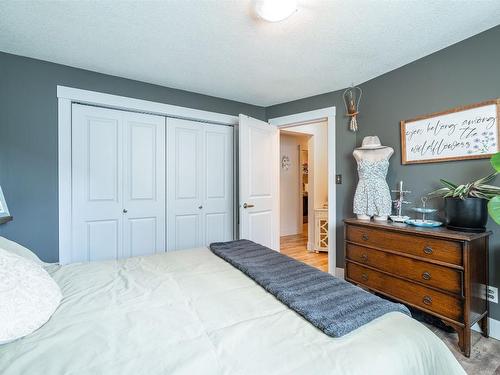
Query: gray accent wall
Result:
<box><xmin>0</xmin><ymin>51</ymin><xmax>265</xmax><ymax>263</ymax></box>
<box><xmin>268</xmin><ymin>25</ymin><xmax>500</xmax><ymax>320</ymax></box>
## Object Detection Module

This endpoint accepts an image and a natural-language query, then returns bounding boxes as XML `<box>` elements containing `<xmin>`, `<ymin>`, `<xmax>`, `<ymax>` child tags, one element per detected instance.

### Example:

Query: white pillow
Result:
<box><xmin>0</xmin><ymin>236</ymin><xmax>44</xmax><ymax>265</ymax></box>
<box><xmin>0</xmin><ymin>249</ymin><xmax>62</xmax><ymax>344</ymax></box>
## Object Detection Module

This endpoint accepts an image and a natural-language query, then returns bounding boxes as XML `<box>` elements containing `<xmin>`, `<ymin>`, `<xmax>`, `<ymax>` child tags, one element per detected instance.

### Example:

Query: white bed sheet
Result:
<box><xmin>0</xmin><ymin>248</ymin><xmax>465</xmax><ymax>374</ymax></box>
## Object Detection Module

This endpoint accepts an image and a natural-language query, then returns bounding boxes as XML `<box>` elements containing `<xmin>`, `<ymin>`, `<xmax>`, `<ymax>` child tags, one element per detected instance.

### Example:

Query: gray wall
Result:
<box><xmin>268</xmin><ymin>25</ymin><xmax>500</xmax><ymax>320</ymax></box>
<box><xmin>0</xmin><ymin>52</ymin><xmax>265</xmax><ymax>262</ymax></box>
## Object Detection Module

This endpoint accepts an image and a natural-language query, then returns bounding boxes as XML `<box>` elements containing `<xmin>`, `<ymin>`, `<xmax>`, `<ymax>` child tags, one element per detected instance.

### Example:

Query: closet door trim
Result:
<box><xmin>58</xmin><ymin>86</ymin><xmax>238</xmax><ymax>264</ymax></box>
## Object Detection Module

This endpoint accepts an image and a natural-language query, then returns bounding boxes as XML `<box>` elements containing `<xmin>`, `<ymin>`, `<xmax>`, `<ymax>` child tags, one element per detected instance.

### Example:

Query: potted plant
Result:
<box><xmin>429</xmin><ymin>152</ymin><xmax>500</xmax><ymax>231</ymax></box>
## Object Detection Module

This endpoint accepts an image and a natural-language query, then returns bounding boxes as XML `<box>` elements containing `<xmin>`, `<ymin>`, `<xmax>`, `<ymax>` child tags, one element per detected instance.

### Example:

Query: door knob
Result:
<box><xmin>243</xmin><ymin>203</ymin><xmax>255</xmax><ymax>209</ymax></box>
<box><xmin>123</xmin><ymin>209</ymin><xmax>128</xmax><ymax>213</ymax></box>
<box><xmin>198</xmin><ymin>205</ymin><xmax>203</xmax><ymax>209</ymax></box>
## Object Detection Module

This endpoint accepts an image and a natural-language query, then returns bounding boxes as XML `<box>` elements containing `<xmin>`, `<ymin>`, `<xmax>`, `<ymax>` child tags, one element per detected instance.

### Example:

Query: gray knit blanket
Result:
<box><xmin>210</xmin><ymin>239</ymin><xmax>410</xmax><ymax>337</ymax></box>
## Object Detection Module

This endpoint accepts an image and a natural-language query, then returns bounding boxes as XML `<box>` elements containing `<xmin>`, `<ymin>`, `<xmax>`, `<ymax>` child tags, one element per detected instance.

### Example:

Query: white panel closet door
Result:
<box><xmin>239</xmin><ymin>114</ymin><xmax>279</xmax><ymax>250</ymax></box>
<box><xmin>166</xmin><ymin>118</ymin><xmax>233</xmax><ymax>251</ymax></box>
<box><xmin>122</xmin><ymin>112</ymin><xmax>165</xmax><ymax>258</ymax></box>
<box><xmin>71</xmin><ymin>104</ymin><xmax>165</xmax><ymax>262</ymax></box>
<box><xmin>203</xmin><ymin>123</ymin><xmax>233</xmax><ymax>245</ymax></box>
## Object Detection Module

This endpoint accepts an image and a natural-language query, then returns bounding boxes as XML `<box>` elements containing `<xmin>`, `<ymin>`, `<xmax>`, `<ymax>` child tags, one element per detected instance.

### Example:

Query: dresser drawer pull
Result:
<box><xmin>360</xmin><ymin>253</ymin><xmax>368</xmax><ymax>262</ymax></box>
<box><xmin>422</xmin><ymin>296</ymin><xmax>432</xmax><ymax>305</ymax></box>
<box><xmin>361</xmin><ymin>273</ymin><xmax>368</xmax><ymax>282</ymax></box>
<box><xmin>362</xmin><ymin>233</ymin><xmax>369</xmax><ymax>241</ymax></box>
<box><xmin>422</xmin><ymin>271</ymin><xmax>431</xmax><ymax>280</ymax></box>
<box><xmin>423</xmin><ymin>246</ymin><xmax>433</xmax><ymax>255</ymax></box>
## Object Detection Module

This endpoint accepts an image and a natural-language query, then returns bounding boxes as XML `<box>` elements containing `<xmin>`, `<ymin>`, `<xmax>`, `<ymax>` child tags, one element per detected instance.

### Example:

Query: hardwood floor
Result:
<box><xmin>280</xmin><ymin>226</ymin><xmax>328</xmax><ymax>272</ymax></box>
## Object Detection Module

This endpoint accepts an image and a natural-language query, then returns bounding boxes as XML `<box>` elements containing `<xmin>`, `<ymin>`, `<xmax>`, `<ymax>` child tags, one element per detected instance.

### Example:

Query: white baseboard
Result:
<box><xmin>472</xmin><ymin>317</ymin><xmax>500</xmax><ymax>340</ymax></box>
<box><xmin>335</xmin><ymin>267</ymin><xmax>344</xmax><ymax>279</ymax></box>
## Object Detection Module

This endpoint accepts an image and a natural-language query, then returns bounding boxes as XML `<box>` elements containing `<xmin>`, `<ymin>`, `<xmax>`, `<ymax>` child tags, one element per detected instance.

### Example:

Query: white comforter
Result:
<box><xmin>0</xmin><ymin>248</ymin><xmax>465</xmax><ymax>374</ymax></box>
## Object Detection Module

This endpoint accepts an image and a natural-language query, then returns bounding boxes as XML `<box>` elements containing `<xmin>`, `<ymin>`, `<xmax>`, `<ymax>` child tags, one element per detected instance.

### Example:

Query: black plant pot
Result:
<box><xmin>445</xmin><ymin>197</ymin><xmax>488</xmax><ymax>232</ymax></box>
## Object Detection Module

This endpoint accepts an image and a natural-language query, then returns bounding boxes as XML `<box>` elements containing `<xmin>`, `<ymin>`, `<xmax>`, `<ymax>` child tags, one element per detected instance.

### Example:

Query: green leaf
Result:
<box><xmin>491</xmin><ymin>152</ymin><xmax>500</xmax><ymax>173</ymax></box>
<box><xmin>428</xmin><ymin>188</ymin><xmax>450</xmax><ymax>198</ymax></box>
<box><xmin>474</xmin><ymin>173</ymin><xmax>497</xmax><ymax>186</ymax></box>
<box><xmin>488</xmin><ymin>195</ymin><xmax>500</xmax><ymax>224</ymax></box>
<box><xmin>440</xmin><ymin>179</ymin><xmax>458</xmax><ymax>189</ymax></box>
<box><xmin>470</xmin><ymin>191</ymin><xmax>492</xmax><ymax>200</ymax></box>
<box><xmin>476</xmin><ymin>185</ymin><xmax>500</xmax><ymax>194</ymax></box>
<box><xmin>453</xmin><ymin>184</ymin><xmax>469</xmax><ymax>198</ymax></box>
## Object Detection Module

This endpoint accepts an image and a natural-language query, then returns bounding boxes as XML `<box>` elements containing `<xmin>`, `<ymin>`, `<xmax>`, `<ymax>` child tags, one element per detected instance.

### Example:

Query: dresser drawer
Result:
<box><xmin>346</xmin><ymin>225</ymin><xmax>463</xmax><ymax>266</ymax></box>
<box><xmin>346</xmin><ymin>262</ymin><xmax>463</xmax><ymax>322</ymax></box>
<box><xmin>346</xmin><ymin>244</ymin><xmax>463</xmax><ymax>295</ymax></box>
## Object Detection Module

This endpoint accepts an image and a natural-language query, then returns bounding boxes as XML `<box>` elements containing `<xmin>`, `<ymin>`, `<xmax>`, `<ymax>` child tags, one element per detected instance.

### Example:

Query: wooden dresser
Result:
<box><xmin>344</xmin><ymin>218</ymin><xmax>490</xmax><ymax>357</ymax></box>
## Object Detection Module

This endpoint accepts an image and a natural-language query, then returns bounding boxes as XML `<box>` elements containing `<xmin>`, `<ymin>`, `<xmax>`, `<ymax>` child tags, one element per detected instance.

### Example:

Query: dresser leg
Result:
<box><xmin>457</xmin><ymin>327</ymin><xmax>471</xmax><ymax>358</ymax></box>
<box><xmin>479</xmin><ymin>315</ymin><xmax>489</xmax><ymax>338</ymax></box>
<box><xmin>449</xmin><ymin>324</ymin><xmax>471</xmax><ymax>357</ymax></box>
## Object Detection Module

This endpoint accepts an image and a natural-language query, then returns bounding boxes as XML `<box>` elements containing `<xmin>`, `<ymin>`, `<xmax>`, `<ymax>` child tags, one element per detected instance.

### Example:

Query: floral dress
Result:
<box><xmin>353</xmin><ymin>159</ymin><xmax>392</xmax><ymax>217</ymax></box>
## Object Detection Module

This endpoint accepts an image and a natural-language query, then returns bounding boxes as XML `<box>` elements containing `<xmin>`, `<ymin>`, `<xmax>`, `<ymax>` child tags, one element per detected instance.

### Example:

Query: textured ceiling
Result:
<box><xmin>0</xmin><ymin>1</ymin><xmax>499</xmax><ymax>106</ymax></box>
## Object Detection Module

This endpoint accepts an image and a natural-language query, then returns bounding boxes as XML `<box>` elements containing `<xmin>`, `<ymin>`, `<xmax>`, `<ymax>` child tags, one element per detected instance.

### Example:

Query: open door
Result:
<box><xmin>239</xmin><ymin>115</ymin><xmax>280</xmax><ymax>250</ymax></box>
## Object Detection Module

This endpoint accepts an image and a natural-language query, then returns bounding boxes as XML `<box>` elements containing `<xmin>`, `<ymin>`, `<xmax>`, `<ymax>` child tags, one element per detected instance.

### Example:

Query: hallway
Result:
<box><xmin>280</xmin><ymin>226</ymin><xmax>328</xmax><ymax>272</ymax></box>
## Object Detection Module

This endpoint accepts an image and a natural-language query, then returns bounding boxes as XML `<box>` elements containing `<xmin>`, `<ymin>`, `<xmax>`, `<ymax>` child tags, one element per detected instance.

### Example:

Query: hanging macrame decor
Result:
<box><xmin>343</xmin><ymin>85</ymin><xmax>362</xmax><ymax>132</ymax></box>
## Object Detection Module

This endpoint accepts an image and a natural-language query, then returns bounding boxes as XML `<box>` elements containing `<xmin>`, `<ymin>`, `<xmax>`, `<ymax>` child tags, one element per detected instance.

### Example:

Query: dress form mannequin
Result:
<box><xmin>353</xmin><ymin>136</ymin><xmax>393</xmax><ymax>221</ymax></box>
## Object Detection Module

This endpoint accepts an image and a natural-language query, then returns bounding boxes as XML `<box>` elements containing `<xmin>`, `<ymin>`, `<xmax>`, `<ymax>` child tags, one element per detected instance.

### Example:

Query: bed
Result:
<box><xmin>0</xmin><ymin>248</ymin><xmax>465</xmax><ymax>374</ymax></box>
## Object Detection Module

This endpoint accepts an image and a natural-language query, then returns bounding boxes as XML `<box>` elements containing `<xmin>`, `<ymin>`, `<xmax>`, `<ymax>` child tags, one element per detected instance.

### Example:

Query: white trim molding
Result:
<box><xmin>58</xmin><ymin>97</ymin><xmax>72</xmax><ymax>265</ymax></box>
<box><xmin>57</xmin><ymin>86</ymin><xmax>239</xmax><ymax>126</ymax></box>
<box><xmin>268</xmin><ymin>107</ymin><xmax>336</xmax><ymax>127</ymax></box>
<box><xmin>335</xmin><ymin>267</ymin><xmax>344</xmax><ymax>279</ymax></box>
<box><xmin>473</xmin><ymin>317</ymin><xmax>500</xmax><ymax>341</ymax></box>
<box><xmin>57</xmin><ymin>85</ymin><xmax>239</xmax><ymax>264</ymax></box>
<box><xmin>268</xmin><ymin>106</ymin><xmax>336</xmax><ymax>275</ymax></box>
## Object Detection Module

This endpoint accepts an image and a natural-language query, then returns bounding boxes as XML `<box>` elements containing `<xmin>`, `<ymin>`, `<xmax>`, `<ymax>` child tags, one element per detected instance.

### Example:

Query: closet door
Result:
<box><xmin>71</xmin><ymin>104</ymin><xmax>165</xmax><ymax>262</ymax></box>
<box><xmin>72</xmin><ymin>105</ymin><xmax>124</xmax><ymax>261</ymax></box>
<box><xmin>204</xmin><ymin>124</ymin><xmax>233</xmax><ymax>245</ymax></box>
<box><xmin>122</xmin><ymin>112</ymin><xmax>165</xmax><ymax>257</ymax></box>
<box><xmin>166</xmin><ymin>118</ymin><xmax>233</xmax><ymax>251</ymax></box>
<box><xmin>166</xmin><ymin>118</ymin><xmax>204</xmax><ymax>250</ymax></box>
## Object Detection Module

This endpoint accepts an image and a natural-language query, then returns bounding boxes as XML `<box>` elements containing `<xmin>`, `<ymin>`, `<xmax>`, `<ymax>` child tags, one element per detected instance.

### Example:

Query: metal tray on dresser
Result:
<box><xmin>344</xmin><ymin>218</ymin><xmax>491</xmax><ymax>357</ymax></box>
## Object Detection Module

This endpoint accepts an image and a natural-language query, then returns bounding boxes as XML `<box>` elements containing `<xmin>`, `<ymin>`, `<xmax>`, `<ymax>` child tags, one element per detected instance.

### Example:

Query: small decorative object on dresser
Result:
<box><xmin>406</xmin><ymin>196</ymin><xmax>443</xmax><ymax>227</ymax></box>
<box><xmin>344</xmin><ymin>218</ymin><xmax>490</xmax><ymax>357</ymax></box>
<box><xmin>390</xmin><ymin>180</ymin><xmax>411</xmax><ymax>222</ymax></box>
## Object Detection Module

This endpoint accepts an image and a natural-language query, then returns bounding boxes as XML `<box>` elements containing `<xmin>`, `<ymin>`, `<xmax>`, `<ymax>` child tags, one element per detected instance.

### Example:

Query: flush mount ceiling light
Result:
<box><xmin>254</xmin><ymin>0</ymin><xmax>298</xmax><ymax>22</ymax></box>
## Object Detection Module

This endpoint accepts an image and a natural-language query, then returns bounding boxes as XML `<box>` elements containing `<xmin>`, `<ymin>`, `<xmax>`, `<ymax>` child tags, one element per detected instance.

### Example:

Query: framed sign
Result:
<box><xmin>400</xmin><ymin>99</ymin><xmax>500</xmax><ymax>164</ymax></box>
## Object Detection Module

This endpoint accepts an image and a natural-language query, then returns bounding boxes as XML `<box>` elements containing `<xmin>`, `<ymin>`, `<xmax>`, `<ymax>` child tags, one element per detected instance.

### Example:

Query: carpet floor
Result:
<box><xmin>422</xmin><ymin>322</ymin><xmax>500</xmax><ymax>374</ymax></box>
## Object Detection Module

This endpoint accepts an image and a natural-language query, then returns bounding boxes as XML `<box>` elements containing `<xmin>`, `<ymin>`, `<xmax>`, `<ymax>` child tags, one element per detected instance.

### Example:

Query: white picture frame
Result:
<box><xmin>401</xmin><ymin>99</ymin><xmax>500</xmax><ymax>165</ymax></box>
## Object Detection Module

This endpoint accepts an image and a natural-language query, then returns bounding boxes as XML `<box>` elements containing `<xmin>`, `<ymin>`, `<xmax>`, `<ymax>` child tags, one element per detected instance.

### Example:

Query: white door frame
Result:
<box><xmin>268</xmin><ymin>107</ymin><xmax>337</xmax><ymax>275</ymax></box>
<box><xmin>57</xmin><ymin>85</ymin><xmax>238</xmax><ymax>264</ymax></box>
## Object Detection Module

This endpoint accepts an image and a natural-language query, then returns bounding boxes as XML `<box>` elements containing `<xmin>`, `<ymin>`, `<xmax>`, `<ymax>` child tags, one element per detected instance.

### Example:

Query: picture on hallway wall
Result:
<box><xmin>400</xmin><ymin>99</ymin><xmax>500</xmax><ymax>164</ymax></box>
